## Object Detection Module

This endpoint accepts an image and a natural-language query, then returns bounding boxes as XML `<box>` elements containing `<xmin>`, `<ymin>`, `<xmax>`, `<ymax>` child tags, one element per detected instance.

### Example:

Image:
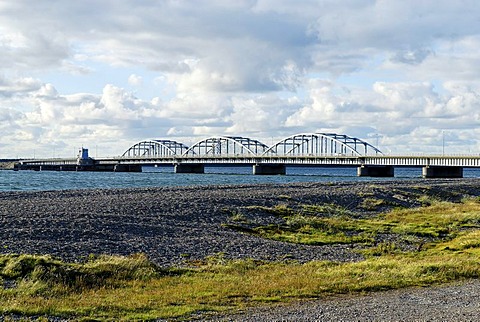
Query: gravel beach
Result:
<box><xmin>1</xmin><ymin>178</ymin><xmax>480</xmax><ymax>320</ymax></box>
<box><xmin>206</xmin><ymin>279</ymin><xmax>480</xmax><ymax>321</ymax></box>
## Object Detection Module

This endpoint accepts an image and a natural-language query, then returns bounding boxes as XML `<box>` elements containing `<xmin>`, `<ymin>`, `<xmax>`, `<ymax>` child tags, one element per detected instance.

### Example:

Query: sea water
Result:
<box><xmin>0</xmin><ymin>166</ymin><xmax>479</xmax><ymax>191</ymax></box>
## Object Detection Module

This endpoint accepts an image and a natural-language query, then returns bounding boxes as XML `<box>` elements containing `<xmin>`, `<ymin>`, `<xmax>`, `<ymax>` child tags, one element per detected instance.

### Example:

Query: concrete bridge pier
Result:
<box><xmin>357</xmin><ymin>165</ymin><xmax>394</xmax><ymax>177</ymax></box>
<box><xmin>174</xmin><ymin>163</ymin><xmax>205</xmax><ymax>174</ymax></box>
<box><xmin>253</xmin><ymin>164</ymin><xmax>286</xmax><ymax>175</ymax></box>
<box><xmin>422</xmin><ymin>166</ymin><xmax>463</xmax><ymax>178</ymax></box>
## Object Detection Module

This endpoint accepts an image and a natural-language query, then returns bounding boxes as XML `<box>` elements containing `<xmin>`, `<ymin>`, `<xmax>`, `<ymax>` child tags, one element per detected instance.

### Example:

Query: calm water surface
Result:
<box><xmin>1</xmin><ymin>166</ymin><xmax>479</xmax><ymax>191</ymax></box>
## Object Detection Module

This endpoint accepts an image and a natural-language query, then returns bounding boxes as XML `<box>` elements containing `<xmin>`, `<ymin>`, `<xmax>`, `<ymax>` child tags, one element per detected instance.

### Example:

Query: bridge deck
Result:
<box><xmin>14</xmin><ymin>155</ymin><xmax>480</xmax><ymax>178</ymax></box>
<box><xmin>17</xmin><ymin>155</ymin><xmax>480</xmax><ymax>167</ymax></box>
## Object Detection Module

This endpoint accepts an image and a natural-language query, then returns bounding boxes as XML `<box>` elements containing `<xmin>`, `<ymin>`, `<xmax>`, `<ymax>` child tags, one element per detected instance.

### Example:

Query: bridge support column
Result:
<box><xmin>357</xmin><ymin>165</ymin><xmax>394</xmax><ymax>177</ymax></box>
<box><xmin>422</xmin><ymin>166</ymin><xmax>463</xmax><ymax>178</ymax></box>
<box><xmin>253</xmin><ymin>164</ymin><xmax>286</xmax><ymax>175</ymax></box>
<box><xmin>174</xmin><ymin>163</ymin><xmax>205</xmax><ymax>174</ymax></box>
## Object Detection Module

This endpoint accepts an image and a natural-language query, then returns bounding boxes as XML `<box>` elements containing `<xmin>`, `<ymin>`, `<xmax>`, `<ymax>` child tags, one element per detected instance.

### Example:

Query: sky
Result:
<box><xmin>1</xmin><ymin>0</ymin><xmax>480</xmax><ymax>158</ymax></box>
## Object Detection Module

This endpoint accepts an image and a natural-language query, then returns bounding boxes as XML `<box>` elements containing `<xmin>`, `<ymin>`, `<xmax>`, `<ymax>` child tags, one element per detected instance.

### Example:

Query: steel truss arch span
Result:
<box><xmin>263</xmin><ymin>133</ymin><xmax>383</xmax><ymax>157</ymax></box>
<box><xmin>183</xmin><ymin>136</ymin><xmax>269</xmax><ymax>156</ymax></box>
<box><xmin>122</xmin><ymin>139</ymin><xmax>189</xmax><ymax>157</ymax></box>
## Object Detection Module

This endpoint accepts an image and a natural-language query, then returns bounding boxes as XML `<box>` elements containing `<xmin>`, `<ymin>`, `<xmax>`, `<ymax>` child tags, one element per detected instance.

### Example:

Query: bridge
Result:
<box><xmin>14</xmin><ymin>132</ymin><xmax>480</xmax><ymax>178</ymax></box>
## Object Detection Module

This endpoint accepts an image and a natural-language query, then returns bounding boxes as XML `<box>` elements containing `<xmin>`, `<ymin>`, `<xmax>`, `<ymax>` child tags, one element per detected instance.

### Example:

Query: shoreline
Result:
<box><xmin>2</xmin><ymin>166</ymin><xmax>480</xmax><ymax>193</ymax></box>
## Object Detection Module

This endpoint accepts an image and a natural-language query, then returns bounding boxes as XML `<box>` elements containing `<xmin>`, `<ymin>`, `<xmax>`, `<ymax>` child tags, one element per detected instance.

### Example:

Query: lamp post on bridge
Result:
<box><xmin>442</xmin><ymin>130</ymin><xmax>445</xmax><ymax>156</ymax></box>
<box><xmin>369</xmin><ymin>133</ymin><xmax>381</xmax><ymax>151</ymax></box>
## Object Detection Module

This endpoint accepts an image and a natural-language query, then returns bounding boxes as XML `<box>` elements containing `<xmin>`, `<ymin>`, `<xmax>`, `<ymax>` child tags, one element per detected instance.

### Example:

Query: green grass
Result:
<box><xmin>253</xmin><ymin>215</ymin><xmax>376</xmax><ymax>244</ymax></box>
<box><xmin>2</xmin><ymin>199</ymin><xmax>480</xmax><ymax>320</ymax></box>
<box><xmin>249</xmin><ymin>198</ymin><xmax>480</xmax><ymax>245</ymax></box>
<box><xmin>301</xmin><ymin>204</ymin><xmax>352</xmax><ymax>216</ymax></box>
<box><xmin>2</xmin><ymin>244</ymin><xmax>480</xmax><ymax>320</ymax></box>
<box><xmin>360</xmin><ymin>197</ymin><xmax>385</xmax><ymax>210</ymax></box>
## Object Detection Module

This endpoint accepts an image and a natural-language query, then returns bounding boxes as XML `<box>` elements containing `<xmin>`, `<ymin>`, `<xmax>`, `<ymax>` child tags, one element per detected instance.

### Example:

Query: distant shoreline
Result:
<box><xmin>0</xmin><ymin>161</ymin><xmax>16</xmax><ymax>170</ymax></box>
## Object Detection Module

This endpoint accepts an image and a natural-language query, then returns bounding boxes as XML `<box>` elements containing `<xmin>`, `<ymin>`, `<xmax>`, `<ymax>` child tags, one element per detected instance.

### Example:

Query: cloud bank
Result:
<box><xmin>0</xmin><ymin>0</ymin><xmax>479</xmax><ymax>157</ymax></box>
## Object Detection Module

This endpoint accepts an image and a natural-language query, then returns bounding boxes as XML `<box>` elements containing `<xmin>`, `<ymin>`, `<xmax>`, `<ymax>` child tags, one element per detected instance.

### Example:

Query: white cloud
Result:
<box><xmin>227</xmin><ymin>94</ymin><xmax>301</xmax><ymax>136</ymax></box>
<box><xmin>0</xmin><ymin>79</ymin><xmax>174</xmax><ymax>156</ymax></box>
<box><xmin>0</xmin><ymin>77</ymin><xmax>43</xmax><ymax>98</ymax></box>
<box><xmin>128</xmin><ymin>74</ymin><xmax>143</xmax><ymax>87</ymax></box>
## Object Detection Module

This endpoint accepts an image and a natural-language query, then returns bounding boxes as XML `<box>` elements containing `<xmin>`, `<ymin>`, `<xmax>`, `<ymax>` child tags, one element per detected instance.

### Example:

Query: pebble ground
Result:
<box><xmin>1</xmin><ymin>178</ymin><xmax>480</xmax><ymax>321</ymax></box>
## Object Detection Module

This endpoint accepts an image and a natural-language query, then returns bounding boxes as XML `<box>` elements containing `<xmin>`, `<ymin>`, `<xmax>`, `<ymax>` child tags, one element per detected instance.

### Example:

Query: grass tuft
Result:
<box><xmin>0</xmin><ymin>253</ymin><xmax>160</xmax><ymax>293</ymax></box>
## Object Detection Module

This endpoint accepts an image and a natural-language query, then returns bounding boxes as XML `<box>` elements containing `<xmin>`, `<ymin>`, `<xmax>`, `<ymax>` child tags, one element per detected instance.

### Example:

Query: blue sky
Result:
<box><xmin>1</xmin><ymin>0</ymin><xmax>479</xmax><ymax>157</ymax></box>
